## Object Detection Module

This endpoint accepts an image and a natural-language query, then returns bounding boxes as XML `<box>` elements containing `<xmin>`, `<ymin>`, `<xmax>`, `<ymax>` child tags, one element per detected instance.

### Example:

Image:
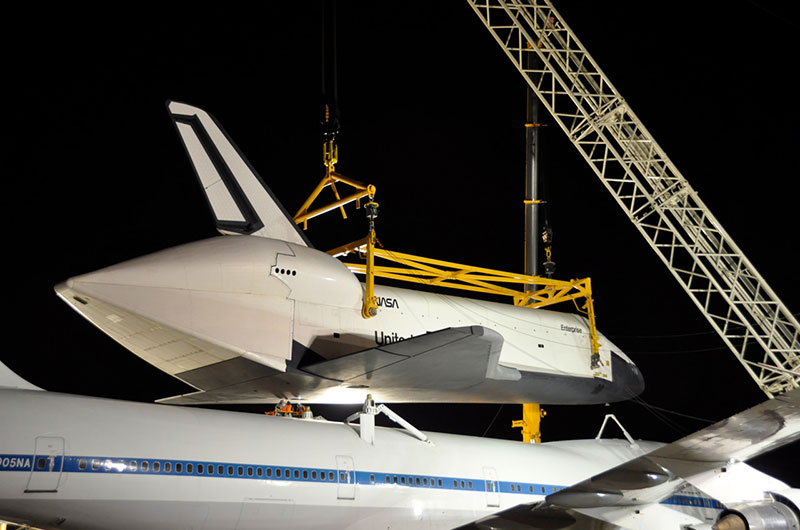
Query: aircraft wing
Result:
<box><xmin>157</xmin><ymin>325</ymin><xmax>517</xmax><ymax>405</ymax></box>
<box><xmin>300</xmin><ymin>326</ymin><xmax>517</xmax><ymax>389</ymax></box>
<box><xmin>456</xmin><ymin>388</ymin><xmax>800</xmax><ymax>529</ymax></box>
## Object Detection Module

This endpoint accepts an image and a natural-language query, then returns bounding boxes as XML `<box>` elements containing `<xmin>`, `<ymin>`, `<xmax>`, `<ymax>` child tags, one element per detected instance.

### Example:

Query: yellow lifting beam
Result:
<box><xmin>293</xmin><ymin>140</ymin><xmax>376</xmax><ymax>230</ymax></box>
<box><xmin>328</xmin><ymin>233</ymin><xmax>602</xmax><ymax>368</ymax></box>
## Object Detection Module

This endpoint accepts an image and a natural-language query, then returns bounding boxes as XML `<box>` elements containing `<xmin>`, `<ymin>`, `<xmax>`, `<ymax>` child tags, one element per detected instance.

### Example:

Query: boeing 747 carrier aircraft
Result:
<box><xmin>0</xmin><ymin>360</ymin><xmax>797</xmax><ymax>530</ymax></box>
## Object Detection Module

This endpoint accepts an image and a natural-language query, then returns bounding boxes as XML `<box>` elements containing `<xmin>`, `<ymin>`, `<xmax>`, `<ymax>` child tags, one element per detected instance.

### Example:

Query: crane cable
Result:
<box><xmin>321</xmin><ymin>0</ymin><xmax>340</xmax><ymax>148</ymax></box>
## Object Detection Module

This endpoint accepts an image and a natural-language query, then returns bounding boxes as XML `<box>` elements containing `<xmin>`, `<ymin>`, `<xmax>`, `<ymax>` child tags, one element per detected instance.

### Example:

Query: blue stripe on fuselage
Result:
<box><xmin>0</xmin><ymin>452</ymin><xmax>725</xmax><ymax>509</ymax></box>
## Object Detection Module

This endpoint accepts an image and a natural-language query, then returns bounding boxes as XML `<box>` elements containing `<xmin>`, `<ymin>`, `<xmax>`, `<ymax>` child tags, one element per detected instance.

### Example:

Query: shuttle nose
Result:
<box><xmin>611</xmin><ymin>350</ymin><xmax>645</xmax><ymax>399</ymax></box>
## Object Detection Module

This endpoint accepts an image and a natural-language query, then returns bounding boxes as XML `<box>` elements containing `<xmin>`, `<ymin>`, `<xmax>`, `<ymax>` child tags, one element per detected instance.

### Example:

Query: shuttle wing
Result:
<box><xmin>55</xmin><ymin>282</ymin><xmax>247</xmax><ymax>381</ymax></box>
<box><xmin>457</xmin><ymin>388</ymin><xmax>800</xmax><ymax>529</ymax></box>
<box><xmin>58</xmin><ymin>276</ymin><xmax>517</xmax><ymax>405</ymax></box>
<box><xmin>300</xmin><ymin>326</ymin><xmax>518</xmax><ymax>389</ymax></box>
<box><xmin>167</xmin><ymin>101</ymin><xmax>311</xmax><ymax>246</ymax></box>
<box><xmin>157</xmin><ymin>326</ymin><xmax>518</xmax><ymax>405</ymax></box>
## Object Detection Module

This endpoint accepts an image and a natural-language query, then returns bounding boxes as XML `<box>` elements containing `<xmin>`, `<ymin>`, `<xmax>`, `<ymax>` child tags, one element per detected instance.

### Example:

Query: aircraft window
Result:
<box><xmin>257</xmin><ymin>467</ymin><xmax>262</xmax><ymax>477</ymax></box>
<box><xmin>248</xmin><ymin>467</ymin><xmax>254</xmax><ymax>477</ymax></box>
<box><xmin>208</xmin><ymin>465</ymin><xmax>213</xmax><ymax>475</ymax></box>
<box><xmin>292</xmin><ymin>271</ymin><xmax>297</xmax><ymax>276</ymax></box>
<box><xmin>341</xmin><ymin>471</ymin><xmax>348</xmax><ymax>483</ymax></box>
<box><xmin>541</xmin><ymin>486</ymin><xmax>545</xmax><ymax>493</ymax></box>
<box><xmin>285</xmin><ymin>468</ymin><xmax>290</xmax><ymax>478</ymax></box>
<box><xmin>303</xmin><ymin>470</ymin><xmax>308</xmax><ymax>479</ymax></box>
<box><xmin>487</xmin><ymin>481</ymin><xmax>493</xmax><ymax>491</ymax></box>
<box><xmin>267</xmin><ymin>468</ymin><xmax>273</xmax><ymax>478</ymax></box>
<box><xmin>218</xmin><ymin>465</ymin><xmax>224</xmax><ymax>475</ymax></box>
<box><xmin>237</xmin><ymin>466</ymin><xmax>244</xmax><ymax>476</ymax></box>
<box><xmin>294</xmin><ymin>470</ymin><xmax>299</xmax><ymax>479</ymax></box>
<box><xmin>328</xmin><ymin>471</ymin><xmax>334</xmax><ymax>481</ymax></box>
<box><xmin>187</xmin><ymin>463</ymin><xmax>194</xmax><ymax>474</ymax></box>
<box><xmin>468</xmin><ymin>481</ymin><xmax>473</xmax><ymax>489</ymax></box>
<box><xmin>141</xmin><ymin>461</ymin><xmax>149</xmax><ymax>472</ymax></box>
<box><xmin>528</xmin><ymin>485</ymin><xmax>533</xmax><ymax>493</ymax></box>
<box><xmin>78</xmin><ymin>459</ymin><xmax>87</xmax><ymax>470</ymax></box>
<box><xmin>165</xmin><ymin>462</ymin><xmax>172</xmax><ymax>473</ymax></box>
<box><xmin>228</xmin><ymin>465</ymin><xmax>234</xmax><ymax>475</ymax></box>
<box><xmin>461</xmin><ymin>480</ymin><xmax>466</xmax><ymax>489</ymax></box>
<box><xmin>369</xmin><ymin>474</ymin><xmax>375</xmax><ymax>484</ymax></box>
<box><xmin>385</xmin><ymin>475</ymin><xmax>391</xmax><ymax>484</ymax></box>
<box><xmin>437</xmin><ymin>478</ymin><xmax>442</xmax><ymax>487</ymax></box>
<box><xmin>393</xmin><ymin>475</ymin><xmax>398</xmax><ymax>484</ymax></box>
<box><xmin>312</xmin><ymin>470</ymin><xmax>317</xmax><ymax>480</ymax></box>
<box><xmin>276</xmin><ymin>468</ymin><xmax>282</xmax><ymax>478</ymax></box>
<box><xmin>176</xmin><ymin>463</ymin><xmax>183</xmax><ymax>473</ymax></box>
<box><xmin>152</xmin><ymin>462</ymin><xmax>160</xmax><ymax>472</ymax></box>
<box><xmin>197</xmin><ymin>464</ymin><xmax>204</xmax><ymax>474</ymax></box>
<box><xmin>423</xmin><ymin>478</ymin><xmax>428</xmax><ymax>486</ymax></box>
<box><xmin>453</xmin><ymin>480</ymin><xmax>458</xmax><ymax>488</ymax></box>
<box><xmin>127</xmin><ymin>460</ymin><xmax>135</xmax><ymax>472</ymax></box>
<box><xmin>415</xmin><ymin>477</ymin><xmax>420</xmax><ymax>486</ymax></box>
<box><xmin>400</xmin><ymin>476</ymin><xmax>406</xmax><ymax>485</ymax></box>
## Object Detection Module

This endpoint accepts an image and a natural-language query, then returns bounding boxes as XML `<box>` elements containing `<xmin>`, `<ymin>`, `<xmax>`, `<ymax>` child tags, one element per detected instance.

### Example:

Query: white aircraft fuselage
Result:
<box><xmin>1</xmin><ymin>387</ymin><xmax>722</xmax><ymax>530</ymax></box>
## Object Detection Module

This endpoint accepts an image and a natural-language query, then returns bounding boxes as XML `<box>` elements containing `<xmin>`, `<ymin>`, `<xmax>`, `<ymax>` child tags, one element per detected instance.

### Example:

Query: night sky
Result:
<box><xmin>7</xmin><ymin>2</ymin><xmax>799</xmax><ymax>487</ymax></box>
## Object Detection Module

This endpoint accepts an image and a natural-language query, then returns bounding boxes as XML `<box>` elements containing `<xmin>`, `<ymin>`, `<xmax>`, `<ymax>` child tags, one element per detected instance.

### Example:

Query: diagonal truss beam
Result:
<box><xmin>466</xmin><ymin>0</ymin><xmax>799</xmax><ymax>396</ymax></box>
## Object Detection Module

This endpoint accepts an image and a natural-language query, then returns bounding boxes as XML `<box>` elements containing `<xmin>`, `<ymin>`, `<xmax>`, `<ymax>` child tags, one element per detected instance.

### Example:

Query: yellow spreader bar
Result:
<box><xmin>329</xmin><ymin>235</ymin><xmax>602</xmax><ymax>369</ymax></box>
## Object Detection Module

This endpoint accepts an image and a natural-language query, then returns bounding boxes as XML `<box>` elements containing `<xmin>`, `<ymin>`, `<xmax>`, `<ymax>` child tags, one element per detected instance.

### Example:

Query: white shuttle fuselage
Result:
<box><xmin>57</xmin><ymin>235</ymin><xmax>643</xmax><ymax>405</ymax></box>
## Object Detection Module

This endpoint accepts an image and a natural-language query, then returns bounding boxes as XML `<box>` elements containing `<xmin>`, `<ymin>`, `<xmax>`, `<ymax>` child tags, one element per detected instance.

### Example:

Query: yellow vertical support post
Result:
<box><xmin>512</xmin><ymin>403</ymin><xmax>546</xmax><ymax>443</ymax></box>
<box><xmin>362</xmin><ymin>228</ymin><xmax>378</xmax><ymax>319</ymax></box>
<box><xmin>582</xmin><ymin>278</ymin><xmax>601</xmax><ymax>369</ymax></box>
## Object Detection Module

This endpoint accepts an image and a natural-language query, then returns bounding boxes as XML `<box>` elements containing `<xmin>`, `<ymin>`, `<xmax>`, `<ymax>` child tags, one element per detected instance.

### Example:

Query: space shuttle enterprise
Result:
<box><xmin>55</xmin><ymin>101</ymin><xmax>643</xmax><ymax>406</ymax></box>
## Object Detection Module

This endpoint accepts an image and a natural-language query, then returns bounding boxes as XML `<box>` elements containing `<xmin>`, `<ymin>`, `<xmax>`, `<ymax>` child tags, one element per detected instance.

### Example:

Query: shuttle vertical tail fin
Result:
<box><xmin>167</xmin><ymin>101</ymin><xmax>311</xmax><ymax>247</ymax></box>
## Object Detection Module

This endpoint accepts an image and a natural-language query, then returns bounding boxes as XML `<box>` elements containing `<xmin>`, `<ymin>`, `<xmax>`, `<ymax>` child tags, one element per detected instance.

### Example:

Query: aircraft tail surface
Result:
<box><xmin>0</xmin><ymin>360</ymin><xmax>42</xmax><ymax>391</ymax></box>
<box><xmin>167</xmin><ymin>101</ymin><xmax>311</xmax><ymax>246</ymax></box>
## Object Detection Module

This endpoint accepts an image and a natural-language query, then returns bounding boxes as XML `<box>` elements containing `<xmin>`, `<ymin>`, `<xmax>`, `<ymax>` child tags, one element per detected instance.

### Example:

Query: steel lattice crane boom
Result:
<box><xmin>467</xmin><ymin>0</ymin><xmax>799</xmax><ymax>396</ymax></box>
